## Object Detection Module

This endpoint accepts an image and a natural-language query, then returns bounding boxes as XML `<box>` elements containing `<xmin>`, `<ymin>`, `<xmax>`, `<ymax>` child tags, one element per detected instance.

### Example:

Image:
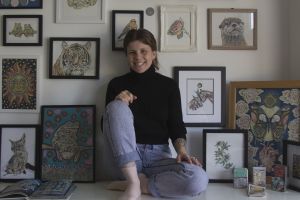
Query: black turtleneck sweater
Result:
<box><xmin>105</xmin><ymin>66</ymin><xmax>187</xmax><ymax>144</ymax></box>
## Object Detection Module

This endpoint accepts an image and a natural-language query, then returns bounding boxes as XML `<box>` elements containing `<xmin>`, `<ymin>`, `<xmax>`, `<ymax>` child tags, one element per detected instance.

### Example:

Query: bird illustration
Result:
<box><xmin>167</xmin><ymin>17</ymin><xmax>190</xmax><ymax>39</ymax></box>
<box><xmin>118</xmin><ymin>19</ymin><xmax>138</xmax><ymax>41</ymax></box>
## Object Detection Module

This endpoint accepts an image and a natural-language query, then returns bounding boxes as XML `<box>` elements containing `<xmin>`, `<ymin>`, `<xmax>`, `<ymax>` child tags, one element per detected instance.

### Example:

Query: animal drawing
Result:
<box><xmin>188</xmin><ymin>82</ymin><xmax>214</xmax><ymax>111</ymax></box>
<box><xmin>167</xmin><ymin>17</ymin><xmax>190</xmax><ymax>39</ymax></box>
<box><xmin>118</xmin><ymin>19</ymin><xmax>138</xmax><ymax>41</ymax></box>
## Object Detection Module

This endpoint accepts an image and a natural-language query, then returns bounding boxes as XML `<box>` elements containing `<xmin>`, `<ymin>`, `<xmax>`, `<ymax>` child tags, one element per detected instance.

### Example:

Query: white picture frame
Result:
<box><xmin>56</xmin><ymin>0</ymin><xmax>106</xmax><ymax>24</ymax></box>
<box><xmin>160</xmin><ymin>5</ymin><xmax>197</xmax><ymax>52</ymax></box>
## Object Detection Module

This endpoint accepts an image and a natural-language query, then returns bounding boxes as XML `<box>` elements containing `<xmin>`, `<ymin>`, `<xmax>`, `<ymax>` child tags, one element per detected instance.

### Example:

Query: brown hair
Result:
<box><xmin>123</xmin><ymin>28</ymin><xmax>159</xmax><ymax>70</ymax></box>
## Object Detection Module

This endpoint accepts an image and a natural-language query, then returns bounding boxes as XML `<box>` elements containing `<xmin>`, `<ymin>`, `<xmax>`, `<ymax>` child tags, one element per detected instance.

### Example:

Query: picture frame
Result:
<box><xmin>283</xmin><ymin>140</ymin><xmax>300</xmax><ymax>192</ymax></box>
<box><xmin>56</xmin><ymin>0</ymin><xmax>105</xmax><ymax>24</ymax></box>
<box><xmin>3</xmin><ymin>15</ymin><xmax>43</xmax><ymax>46</ymax></box>
<box><xmin>0</xmin><ymin>55</ymin><xmax>40</xmax><ymax>113</ymax></box>
<box><xmin>160</xmin><ymin>5</ymin><xmax>197</xmax><ymax>52</ymax></box>
<box><xmin>41</xmin><ymin>105</ymin><xmax>96</xmax><ymax>183</ymax></box>
<box><xmin>112</xmin><ymin>10</ymin><xmax>144</xmax><ymax>51</ymax></box>
<box><xmin>208</xmin><ymin>8</ymin><xmax>257</xmax><ymax>50</ymax></box>
<box><xmin>173</xmin><ymin>66</ymin><xmax>226</xmax><ymax>127</ymax></box>
<box><xmin>0</xmin><ymin>0</ymin><xmax>42</xmax><ymax>9</ymax></box>
<box><xmin>203</xmin><ymin>129</ymin><xmax>248</xmax><ymax>183</ymax></box>
<box><xmin>228</xmin><ymin>80</ymin><xmax>300</xmax><ymax>180</ymax></box>
<box><xmin>49</xmin><ymin>37</ymin><xmax>100</xmax><ymax>79</ymax></box>
<box><xmin>0</xmin><ymin>124</ymin><xmax>40</xmax><ymax>182</ymax></box>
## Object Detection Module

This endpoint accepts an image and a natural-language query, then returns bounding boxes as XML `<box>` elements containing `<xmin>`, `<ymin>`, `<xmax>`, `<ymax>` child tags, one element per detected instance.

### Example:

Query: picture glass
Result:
<box><xmin>0</xmin><ymin>0</ymin><xmax>42</xmax><ymax>8</ymax></box>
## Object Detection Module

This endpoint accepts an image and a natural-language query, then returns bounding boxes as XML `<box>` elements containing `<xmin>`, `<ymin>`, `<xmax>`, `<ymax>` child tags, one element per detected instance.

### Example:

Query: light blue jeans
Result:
<box><xmin>103</xmin><ymin>100</ymin><xmax>209</xmax><ymax>198</ymax></box>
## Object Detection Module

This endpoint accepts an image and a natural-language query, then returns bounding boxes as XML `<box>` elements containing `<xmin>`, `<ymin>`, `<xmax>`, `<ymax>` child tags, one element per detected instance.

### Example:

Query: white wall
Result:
<box><xmin>0</xmin><ymin>0</ymin><xmax>290</xmax><ymax>180</ymax></box>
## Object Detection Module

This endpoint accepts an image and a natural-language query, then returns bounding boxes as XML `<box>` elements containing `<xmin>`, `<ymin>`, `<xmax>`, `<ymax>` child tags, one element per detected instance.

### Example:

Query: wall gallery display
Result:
<box><xmin>3</xmin><ymin>15</ymin><xmax>43</xmax><ymax>46</ymax></box>
<box><xmin>228</xmin><ymin>80</ymin><xmax>300</xmax><ymax>180</ymax></box>
<box><xmin>0</xmin><ymin>0</ymin><xmax>43</xmax><ymax>9</ymax></box>
<box><xmin>0</xmin><ymin>55</ymin><xmax>40</xmax><ymax>113</ymax></box>
<box><xmin>56</xmin><ymin>0</ymin><xmax>105</xmax><ymax>23</ymax></box>
<box><xmin>41</xmin><ymin>105</ymin><xmax>96</xmax><ymax>182</ymax></box>
<box><xmin>203</xmin><ymin>129</ymin><xmax>248</xmax><ymax>183</ymax></box>
<box><xmin>173</xmin><ymin>66</ymin><xmax>226</xmax><ymax>127</ymax></box>
<box><xmin>208</xmin><ymin>8</ymin><xmax>257</xmax><ymax>50</ymax></box>
<box><xmin>0</xmin><ymin>125</ymin><xmax>40</xmax><ymax>182</ymax></box>
<box><xmin>112</xmin><ymin>10</ymin><xmax>144</xmax><ymax>51</ymax></box>
<box><xmin>160</xmin><ymin>5</ymin><xmax>197</xmax><ymax>52</ymax></box>
<box><xmin>49</xmin><ymin>37</ymin><xmax>100</xmax><ymax>79</ymax></box>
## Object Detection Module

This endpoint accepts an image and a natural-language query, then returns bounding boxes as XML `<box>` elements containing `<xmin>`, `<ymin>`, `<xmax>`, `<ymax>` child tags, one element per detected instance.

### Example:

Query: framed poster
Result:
<box><xmin>0</xmin><ymin>0</ymin><xmax>42</xmax><ymax>9</ymax></box>
<box><xmin>41</xmin><ymin>105</ymin><xmax>96</xmax><ymax>182</ymax></box>
<box><xmin>0</xmin><ymin>125</ymin><xmax>40</xmax><ymax>182</ymax></box>
<box><xmin>173</xmin><ymin>66</ymin><xmax>226</xmax><ymax>127</ymax></box>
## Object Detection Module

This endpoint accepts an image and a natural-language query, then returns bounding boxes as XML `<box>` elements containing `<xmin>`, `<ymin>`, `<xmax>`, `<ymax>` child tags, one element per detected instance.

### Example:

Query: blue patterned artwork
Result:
<box><xmin>0</xmin><ymin>0</ymin><xmax>43</xmax><ymax>9</ymax></box>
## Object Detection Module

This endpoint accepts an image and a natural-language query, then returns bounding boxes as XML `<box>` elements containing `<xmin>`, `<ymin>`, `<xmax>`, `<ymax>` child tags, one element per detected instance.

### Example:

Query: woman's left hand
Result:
<box><xmin>176</xmin><ymin>152</ymin><xmax>202</xmax><ymax>166</ymax></box>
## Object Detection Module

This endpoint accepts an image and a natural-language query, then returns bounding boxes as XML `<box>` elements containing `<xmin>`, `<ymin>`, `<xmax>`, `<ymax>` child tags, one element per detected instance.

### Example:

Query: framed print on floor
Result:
<box><xmin>173</xmin><ymin>66</ymin><xmax>226</xmax><ymax>127</ymax></box>
<box><xmin>0</xmin><ymin>125</ymin><xmax>40</xmax><ymax>182</ymax></box>
<box><xmin>208</xmin><ymin>8</ymin><xmax>257</xmax><ymax>50</ymax></box>
<box><xmin>3</xmin><ymin>15</ymin><xmax>43</xmax><ymax>46</ymax></box>
<box><xmin>41</xmin><ymin>105</ymin><xmax>96</xmax><ymax>182</ymax></box>
<box><xmin>0</xmin><ymin>0</ymin><xmax>42</xmax><ymax>9</ymax></box>
<box><xmin>203</xmin><ymin>129</ymin><xmax>248</xmax><ymax>183</ymax></box>
<box><xmin>160</xmin><ymin>5</ymin><xmax>197</xmax><ymax>52</ymax></box>
<box><xmin>49</xmin><ymin>37</ymin><xmax>100</xmax><ymax>79</ymax></box>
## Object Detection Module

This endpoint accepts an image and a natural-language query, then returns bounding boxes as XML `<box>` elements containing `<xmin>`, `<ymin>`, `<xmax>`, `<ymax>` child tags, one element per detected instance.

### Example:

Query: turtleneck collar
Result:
<box><xmin>129</xmin><ymin>65</ymin><xmax>156</xmax><ymax>79</ymax></box>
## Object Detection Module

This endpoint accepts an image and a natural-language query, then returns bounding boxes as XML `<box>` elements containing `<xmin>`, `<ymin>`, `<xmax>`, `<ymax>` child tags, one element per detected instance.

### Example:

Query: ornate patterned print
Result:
<box><xmin>67</xmin><ymin>0</ymin><xmax>97</xmax><ymax>9</ymax></box>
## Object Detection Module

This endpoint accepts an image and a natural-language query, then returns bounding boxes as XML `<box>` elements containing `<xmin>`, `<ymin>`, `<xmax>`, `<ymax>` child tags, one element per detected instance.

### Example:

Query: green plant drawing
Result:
<box><xmin>214</xmin><ymin>141</ymin><xmax>234</xmax><ymax>169</ymax></box>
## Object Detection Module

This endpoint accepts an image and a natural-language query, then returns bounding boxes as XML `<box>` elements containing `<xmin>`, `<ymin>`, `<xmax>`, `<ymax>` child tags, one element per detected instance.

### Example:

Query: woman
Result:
<box><xmin>103</xmin><ymin>28</ymin><xmax>208</xmax><ymax>199</ymax></box>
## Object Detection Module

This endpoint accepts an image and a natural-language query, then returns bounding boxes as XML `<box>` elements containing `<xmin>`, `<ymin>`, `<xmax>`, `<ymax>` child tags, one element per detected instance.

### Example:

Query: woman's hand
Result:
<box><xmin>115</xmin><ymin>90</ymin><xmax>137</xmax><ymax>105</ymax></box>
<box><xmin>176</xmin><ymin>152</ymin><xmax>202</xmax><ymax>166</ymax></box>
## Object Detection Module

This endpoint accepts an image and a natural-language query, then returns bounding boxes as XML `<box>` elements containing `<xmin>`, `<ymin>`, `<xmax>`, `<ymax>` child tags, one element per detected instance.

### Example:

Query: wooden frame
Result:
<box><xmin>173</xmin><ymin>66</ymin><xmax>226</xmax><ymax>127</ymax></box>
<box><xmin>283</xmin><ymin>140</ymin><xmax>300</xmax><ymax>192</ymax></box>
<box><xmin>160</xmin><ymin>5</ymin><xmax>197</xmax><ymax>52</ymax></box>
<box><xmin>112</xmin><ymin>10</ymin><xmax>144</xmax><ymax>51</ymax></box>
<box><xmin>208</xmin><ymin>8</ymin><xmax>257</xmax><ymax>50</ymax></box>
<box><xmin>49</xmin><ymin>37</ymin><xmax>100</xmax><ymax>79</ymax></box>
<box><xmin>0</xmin><ymin>124</ymin><xmax>40</xmax><ymax>182</ymax></box>
<box><xmin>0</xmin><ymin>0</ymin><xmax>42</xmax><ymax>9</ymax></box>
<box><xmin>203</xmin><ymin>129</ymin><xmax>248</xmax><ymax>183</ymax></box>
<box><xmin>41</xmin><ymin>105</ymin><xmax>96</xmax><ymax>182</ymax></box>
<box><xmin>3</xmin><ymin>15</ymin><xmax>43</xmax><ymax>46</ymax></box>
<box><xmin>228</xmin><ymin>80</ymin><xmax>300</xmax><ymax>180</ymax></box>
<box><xmin>56</xmin><ymin>0</ymin><xmax>105</xmax><ymax>23</ymax></box>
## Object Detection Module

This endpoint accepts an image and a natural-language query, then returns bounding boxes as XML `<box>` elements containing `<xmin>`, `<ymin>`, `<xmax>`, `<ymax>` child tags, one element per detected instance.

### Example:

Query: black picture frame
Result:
<box><xmin>3</xmin><ymin>15</ymin><xmax>43</xmax><ymax>46</ymax></box>
<box><xmin>0</xmin><ymin>0</ymin><xmax>43</xmax><ymax>9</ymax></box>
<box><xmin>112</xmin><ymin>10</ymin><xmax>144</xmax><ymax>51</ymax></box>
<box><xmin>49</xmin><ymin>37</ymin><xmax>100</xmax><ymax>79</ymax></box>
<box><xmin>173</xmin><ymin>66</ymin><xmax>226</xmax><ymax>127</ymax></box>
<box><xmin>0</xmin><ymin>124</ymin><xmax>40</xmax><ymax>182</ymax></box>
<box><xmin>283</xmin><ymin>140</ymin><xmax>300</xmax><ymax>192</ymax></box>
<box><xmin>203</xmin><ymin>129</ymin><xmax>248</xmax><ymax>183</ymax></box>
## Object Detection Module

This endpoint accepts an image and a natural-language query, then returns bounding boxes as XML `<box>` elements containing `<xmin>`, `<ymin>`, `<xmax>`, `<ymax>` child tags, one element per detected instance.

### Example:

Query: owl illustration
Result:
<box><xmin>118</xmin><ymin>19</ymin><xmax>138</xmax><ymax>41</ymax></box>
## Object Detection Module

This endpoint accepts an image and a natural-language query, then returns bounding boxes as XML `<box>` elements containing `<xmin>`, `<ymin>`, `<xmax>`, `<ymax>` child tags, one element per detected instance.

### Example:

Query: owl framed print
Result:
<box><xmin>112</xmin><ymin>10</ymin><xmax>144</xmax><ymax>51</ymax></box>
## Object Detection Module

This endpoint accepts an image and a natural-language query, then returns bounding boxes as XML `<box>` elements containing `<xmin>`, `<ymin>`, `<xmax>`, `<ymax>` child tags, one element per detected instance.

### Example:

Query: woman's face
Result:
<box><xmin>126</xmin><ymin>40</ymin><xmax>156</xmax><ymax>73</ymax></box>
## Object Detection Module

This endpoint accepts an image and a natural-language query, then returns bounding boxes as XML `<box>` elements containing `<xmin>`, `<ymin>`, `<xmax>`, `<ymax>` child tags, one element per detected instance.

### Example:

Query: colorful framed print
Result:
<box><xmin>208</xmin><ymin>8</ymin><xmax>257</xmax><ymax>50</ymax></box>
<box><xmin>160</xmin><ymin>5</ymin><xmax>197</xmax><ymax>52</ymax></box>
<box><xmin>3</xmin><ymin>15</ymin><xmax>43</xmax><ymax>46</ymax></box>
<box><xmin>283</xmin><ymin>140</ymin><xmax>300</xmax><ymax>192</ymax></box>
<box><xmin>0</xmin><ymin>125</ymin><xmax>40</xmax><ymax>182</ymax></box>
<box><xmin>228</xmin><ymin>81</ymin><xmax>300</xmax><ymax>182</ymax></box>
<box><xmin>203</xmin><ymin>129</ymin><xmax>248</xmax><ymax>183</ymax></box>
<box><xmin>56</xmin><ymin>0</ymin><xmax>105</xmax><ymax>23</ymax></box>
<box><xmin>112</xmin><ymin>10</ymin><xmax>144</xmax><ymax>51</ymax></box>
<box><xmin>0</xmin><ymin>0</ymin><xmax>42</xmax><ymax>9</ymax></box>
<box><xmin>0</xmin><ymin>55</ymin><xmax>40</xmax><ymax>113</ymax></box>
<box><xmin>41</xmin><ymin>105</ymin><xmax>96</xmax><ymax>182</ymax></box>
<box><xmin>49</xmin><ymin>37</ymin><xmax>100</xmax><ymax>79</ymax></box>
<box><xmin>173</xmin><ymin>66</ymin><xmax>226</xmax><ymax>127</ymax></box>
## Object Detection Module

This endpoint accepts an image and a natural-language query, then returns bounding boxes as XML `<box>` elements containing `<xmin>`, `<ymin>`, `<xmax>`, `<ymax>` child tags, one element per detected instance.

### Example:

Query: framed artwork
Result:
<box><xmin>173</xmin><ymin>66</ymin><xmax>226</xmax><ymax>127</ymax></box>
<box><xmin>160</xmin><ymin>5</ymin><xmax>197</xmax><ymax>52</ymax></box>
<box><xmin>0</xmin><ymin>0</ymin><xmax>42</xmax><ymax>9</ymax></box>
<box><xmin>0</xmin><ymin>125</ymin><xmax>40</xmax><ymax>182</ymax></box>
<box><xmin>41</xmin><ymin>105</ymin><xmax>96</xmax><ymax>182</ymax></box>
<box><xmin>56</xmin><ymin>0</ymin><xmax>105</xmax><ymax>23</ymax></box>
<box><xmin>3</xmin><ymin>15</ymin><xmax>43</xmax><ymax>46</ymax></box>
<box><xmin>0</xmin><ymin>55</ymin><xmax>40</xmax><ymax>113</ymax></box>
<box><xmin>228</xmin><ymin>81</ymin><xmax>300</xmax><ymax>181</ymax></box>
<box><xmin>49</xmin><ymin>37</ymin><xmax>100</xmax><ymax>79</ymax></box>
<box><xmin>112</xmin><ymin>10</ymin><xmax>144</xmax><ymax>51</ymax></box>
<box><xmin>283</xmin><ymin>140</ymin><xmax>300</xmax><ymax>192</ymax></box>
<box><xmin>208</xmin><ymin>8</ymin><xmax>257</xmax><ymax>50</ymax></box>
<box><xmin>203</xmin><ymin>129</ymin><xmax>248</xmax><ymax>183</ymax></box>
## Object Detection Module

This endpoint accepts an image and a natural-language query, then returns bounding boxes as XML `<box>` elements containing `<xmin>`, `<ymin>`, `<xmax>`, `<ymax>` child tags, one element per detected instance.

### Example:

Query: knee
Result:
<box><xmin>185</xmin><ymin>167</ymin><xmax>209</xmax><ymax>196</ymax></box>
<box><xmin>105</xmin><ymin>100</ymin><xmax>131</xmax><ymax>117</ymax></box>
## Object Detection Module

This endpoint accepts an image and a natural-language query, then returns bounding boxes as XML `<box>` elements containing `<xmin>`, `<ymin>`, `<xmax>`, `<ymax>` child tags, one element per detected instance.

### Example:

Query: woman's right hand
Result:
<box><xmin>115</xmin><ymin>90</ymin><xmax>137</xmax><ymax>105</ymax></box>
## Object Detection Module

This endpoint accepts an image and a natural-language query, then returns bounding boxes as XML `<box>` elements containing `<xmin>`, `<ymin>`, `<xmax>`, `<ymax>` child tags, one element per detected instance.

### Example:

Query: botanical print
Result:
<box><xmin>67</xmin><ymin>0</ymin><xmax>97</xmax><ymax>9</ymax></box>
<box><xmin>42</xmin><ymin>106</ymin><xmax>94</xmax><ymax>182</ymax></box>
<box><xmin>9</xmin><ymin>23</ymin><xmax>37</xmax><ymax>38</ymax></box>
<box><xmin>235</xmin><ymin>88</ymin><xmax>300</xmax><ymax>178</ymax></box>
<box><xmin>167</xmin><ymin>17</ymin><xmax>190</xmax><ymax>39</ymax></box>
<box><xmin>0</xmin><ymin>0</ymin><xmax>42</xmax><ymax>8</ymax></box>
<box><xmin>117</xmin><ymin>19</ymin><xmax>138</xmax><ymax>41</ymax></box>
<box><xmin>214</xmin><ymin>140</ymin><xmax>234</xmax><ymax>169</ymax></box>
<box><xmin>188</xmin><ymin>81</ymin><xmax>213</xmax><ymax>112</ymax></box>
<box><xmin>293</xmin><ymin>154</ymin><xmax>300</xmax><ymax>179</ymax></box>
<box><xmin>2</xmin><ymin>58</ymin><xmax>37</xmax><ymax>110</ymax></box>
